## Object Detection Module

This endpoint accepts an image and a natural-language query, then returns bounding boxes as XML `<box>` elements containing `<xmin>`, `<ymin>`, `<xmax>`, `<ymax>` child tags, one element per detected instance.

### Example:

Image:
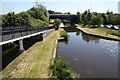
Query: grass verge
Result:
<box><xmin>76</xmin><ymin>24</ymin><xmax>120</xmax><ymax>40</ymax></box>
<box><xmin>2</xmin><ymin>29</ymin><xmax>60</xmax><ymax>78</ymax></box>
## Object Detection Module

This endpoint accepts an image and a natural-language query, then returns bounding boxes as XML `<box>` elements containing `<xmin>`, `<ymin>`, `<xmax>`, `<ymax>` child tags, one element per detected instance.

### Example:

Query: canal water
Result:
<box><xmin>56</xmin><ymin>25</ymin><xmax>118</xmax><ymax>78</ymax></box>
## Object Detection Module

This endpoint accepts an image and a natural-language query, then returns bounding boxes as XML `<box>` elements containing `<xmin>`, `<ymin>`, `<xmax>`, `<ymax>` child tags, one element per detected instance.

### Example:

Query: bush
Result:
<box><xmin>54</xmin><ymin>19</ymin><xmax>61</xmax><ymax>30</ymax></box>
<box><xmin>90</xmin><ymin>15</ymin><xmax>103</xmax><ymax>26</ymax></box>
<box><xmin>85</xmin><ymin>25</ymin><xmax>89</xmax><ymax>27</ymax></box>
<box><xmin>60</xmin><ymin>31</ymin><xmax>69</xmax><ymax>39</ymax></box>
<box><xmin>2</xmin><ymin>4</ymin><xmax>49</xmax><ymax>27</ymax></box>
<box><xmin>90</xmin><ymin>25</ymin><xmax>99</xmax><ymax>28</ymax></box>
<box><xmin>51</xmin><ymin>59</ymin><xmax>74</xmax><ymax>79</ymax></box>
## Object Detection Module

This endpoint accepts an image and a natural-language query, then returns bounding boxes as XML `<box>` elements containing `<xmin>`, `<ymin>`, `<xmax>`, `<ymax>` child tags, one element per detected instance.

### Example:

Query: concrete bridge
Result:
<box><xmin>0</xmin><ymin>26</ymin><xmax>55</xmax><ymax>51</ymax></box>
<box><xmin>49</xmin><ymin>14</ymin><xmax>77</xmax><ymax>19</ymax></box>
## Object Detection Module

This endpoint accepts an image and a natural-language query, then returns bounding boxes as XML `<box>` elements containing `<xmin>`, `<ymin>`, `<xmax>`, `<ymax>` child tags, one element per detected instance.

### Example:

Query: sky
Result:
<box><xmin>1</xmin><ymin>0</ymin><xmax>120</xmax><ymax>14</ymax></box>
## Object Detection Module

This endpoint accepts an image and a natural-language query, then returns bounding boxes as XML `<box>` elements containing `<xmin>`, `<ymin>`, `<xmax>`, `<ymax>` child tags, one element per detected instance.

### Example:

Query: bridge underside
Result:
<box><xmin>49</xmin><ymin>14</ymin><xmax>77</xmax><ymax>20</ymax></box>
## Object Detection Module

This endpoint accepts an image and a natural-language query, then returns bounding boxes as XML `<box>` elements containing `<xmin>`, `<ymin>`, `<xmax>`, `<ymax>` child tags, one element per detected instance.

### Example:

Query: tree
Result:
<box><xmin>76</xmin><ymin>11</ymin><xmax>81</xmax><ymax>23</ymax></box>
<box><xmin>90</xmin><ymin>14</ymin><xmax>103</xmax><ymax>26</ymax></box>
<box><xmin>81</xmin><ymin>10</ymin><xmax>92</xmax><ymax>25</ymax></box>
<box><xmin>101</xmin><ymin>13</ymin><xmax>107</xmax><ymax>25</ymax></box>
<box><xmin>27</xmin><ymin>5</ymin><xmax>49</xmax><ymax>23</ymax></box>
<box><xmin>54</xmin><ymin>19</ymin><xmax>61</xmax><ymax>30</ymax></box>
<box><xmin>87</xmin><ymin>9</ymin><xmax>92</xmax><ymax>24</ymax></box>
<box><xmin>18</xmin><ymin>12</ymin><xmax>31</xmax><ymax>26</ymax></box>
<box><xmin>113</xmin><ymin>14</ymin><xmax>120</xmax><ymax>25</ymax></box>
<box><xmin>2</xmin><ymin>12</ymin><xmax>18</xmax><ymax>27</ymax></box>
<box><xmin>48</xmin><ymin>10</ymin><xmax>55</xmax><ymax>14</ymax></box>
<box><xmin>106</xmin><ymin>12</ymin><xmax>115</xmax><ymax>25</ymax></box>
<box><xmin>64</xmin><ymin>12</ymin><xmax>71</xmax><ymax>14</ymax></box>
<box><xmin>2</xmin><ymin>4</ymin><xmax>49</xmax><ymax>27</ymax></box>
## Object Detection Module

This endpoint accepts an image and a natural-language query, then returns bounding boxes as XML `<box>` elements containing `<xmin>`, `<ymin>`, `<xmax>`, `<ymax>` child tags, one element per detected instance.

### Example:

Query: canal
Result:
<box><xmin>56</xmin><ymin>24</ymin><xmax>118</xmax><ymax>78</ymax></box>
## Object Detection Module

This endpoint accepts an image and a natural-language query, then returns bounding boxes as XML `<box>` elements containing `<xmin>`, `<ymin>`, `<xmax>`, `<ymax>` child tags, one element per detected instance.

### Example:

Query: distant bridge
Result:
<box><xmin>0</xmin><ymin>26</ymin><xmax>55</xmax><ymax>51</ymax></box>
<box><xmin>49</xmin><ymin>14</ymin><xmax>77</xmax><ymax>19</ymax></box>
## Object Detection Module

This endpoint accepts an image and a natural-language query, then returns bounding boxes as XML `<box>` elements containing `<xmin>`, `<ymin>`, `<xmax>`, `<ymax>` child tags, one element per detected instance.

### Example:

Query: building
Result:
<box><xmin>118</xmin><ymin>1</ymin><xmax>120</xmax><ymax>14</ymax></box>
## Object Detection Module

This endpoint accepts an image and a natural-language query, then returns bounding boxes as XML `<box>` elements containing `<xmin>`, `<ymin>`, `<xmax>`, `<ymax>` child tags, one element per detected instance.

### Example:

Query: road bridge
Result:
<box><xmin>49</xmin><ymin>14</ymin><xmax>77</xmax><ymax>19</ymax></box>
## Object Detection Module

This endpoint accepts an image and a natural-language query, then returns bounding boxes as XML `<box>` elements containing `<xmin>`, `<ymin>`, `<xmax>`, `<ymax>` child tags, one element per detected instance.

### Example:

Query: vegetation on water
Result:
<box><xmin>51</xmin><ymin>59</ymin><xmax>74</xmax><ymax>79</ymax></box>
<box><xmin>2</xmin><ymin>4</ymin><xmax>49</xmax><ymax>27</ymax></box>
<box><xmin>60</xmin><ymin>31</ymin><xmax>69</xmax><ymax>40</ymax></box>
<box><xmin>54</xmin><ymin>19</ymin><xmax>61</xmax><ymax>30</ymax></box>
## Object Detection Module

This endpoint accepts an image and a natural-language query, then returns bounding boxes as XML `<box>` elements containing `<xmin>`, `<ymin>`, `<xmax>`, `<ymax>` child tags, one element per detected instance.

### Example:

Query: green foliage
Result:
<box><xmin>54</xmin><ymin>19</ymin><xmax>61</xmax><ymax>30</ymax></box>
<box><xmin>27</xmin><ymin>5</ymin><xmax>49</xmax><ymax>23</ymax></box>
<box><xmin>76</xmin><ymin>11</ymin><xmax>81</xmax><ymax>23</ymax></box>
<box><xmin>77</xmin><ymin>10</ymin><xmax>120</xmax><ymax>25</ymax></box>
<box><xmin>90</xmin><ymin>14</ymin><xmax>103</xmax><ymax>26</ymax></box>
<box><xmin>2</xmin><ymin>12</ymin><xmax>18</xmax><ymax>27</ymax></box>
<box><xmin>2</xmin><ymin>4</ymin><xmax>49</xmax><ymax>27</ymax></box>
<box><xmin>64</xmin><ymin>12</ymin><xmax>71</xmax><ymax>14</ymax></box>
<box><xmin>48</xmin><ymin>10</ymin><xmax>63</xmax><ymax>14</ymax></box>
<box><xmin>3</xmin><ymin>44</ymin><xmax>18</xmax><ymax>57</ymax></box>
<box><xmin>85</xmin><ymin>25</ymin><xmax>89</xmax><ymax>27</ymax></box>
<box><xmin>51</xmin><ymin>59</ymin><xmax>74</xmax><ymax>80</ymax></box>
<box><xmin>60</xmin><ymin>31</ymin><xmax>69</xmax><ymax>39</ymax></box>
<box><xmin>81</xmin><ymin>9</ymin><xmax>92</xmax><ymax>25</ymax></box>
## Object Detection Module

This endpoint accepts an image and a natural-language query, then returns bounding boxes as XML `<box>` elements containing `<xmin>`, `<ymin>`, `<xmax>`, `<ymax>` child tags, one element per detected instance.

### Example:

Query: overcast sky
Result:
<box><xmin>1</xmin><ymin>0</ymin><xmax>120</xmax><ymax>14</ymax></box>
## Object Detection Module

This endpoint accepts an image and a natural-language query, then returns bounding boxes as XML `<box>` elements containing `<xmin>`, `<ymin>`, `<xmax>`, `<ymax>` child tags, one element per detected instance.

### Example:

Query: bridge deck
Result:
<box><xmin>0</xmin><ymin>26</ymin><xmax>55</xmax><ymax>45</ymax></box>
<box><xmin>49</xmin><ymin>14</ymin><xmax>77</xmax><ymax>19</ymax></box>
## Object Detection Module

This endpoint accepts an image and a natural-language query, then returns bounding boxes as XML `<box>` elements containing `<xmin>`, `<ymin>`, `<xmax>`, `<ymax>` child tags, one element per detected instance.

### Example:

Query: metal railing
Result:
<box><xmin>2</xmin><ymin>26</ymin><xmax>55</xmax><ymax>42</ymax></box>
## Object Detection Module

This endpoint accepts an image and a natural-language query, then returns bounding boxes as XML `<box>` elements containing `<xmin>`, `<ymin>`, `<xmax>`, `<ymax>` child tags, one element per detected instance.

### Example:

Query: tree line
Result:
<box><xmin>48</xmin><ymin>10</ymin><xmax>71</xmax><ymax>14</ymax></box>
<box><xmin>2</xmin><ymin>4</ymin><xmax>49</xmax><ymax>27</ymax></box>
<box><xmin>76</xmin><ymin>9</ymin><xmax>120</xmax><ymax>26</ymax></box>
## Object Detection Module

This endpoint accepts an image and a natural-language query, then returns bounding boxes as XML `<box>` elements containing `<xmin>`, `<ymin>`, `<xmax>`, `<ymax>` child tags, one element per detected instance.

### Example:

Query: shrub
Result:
<box><xmin>85</xmin><ymin>25</ymin><xmax>89</xmax><ymax>27</ymax></box>
<box><xmin>90</xmin><ymin>25</ymin><xmax>99</xmax><ymax>28</ymax></box>
<box><xmin>90</xmin><ymin>15</ymin><xmax>103</xmax><ymax>26</ymax></box>
<box><xmin>60</xmin><ymin>31</ymin><xmax>69</xmax><ymax>39</ymax></box>
<box><xmin>54</xmin><ymin>19</ymin><xmax>61</xmax><ymax>30</ymax></box>
<box><xmin>51</xmin><ymin>59</ymin><xmax>74</xmax><ymax>79</ymax></box>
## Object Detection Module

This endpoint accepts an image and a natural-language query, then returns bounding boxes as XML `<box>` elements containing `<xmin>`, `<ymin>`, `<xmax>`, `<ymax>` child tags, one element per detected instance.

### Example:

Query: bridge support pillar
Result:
<box><xmin>19</xmin><ymin>39</ymin><xmax>24</xmax><ymax>51</ymax></box>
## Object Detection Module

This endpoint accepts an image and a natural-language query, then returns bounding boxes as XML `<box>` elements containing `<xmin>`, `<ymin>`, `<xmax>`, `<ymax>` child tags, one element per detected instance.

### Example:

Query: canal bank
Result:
<box><xmin>56</xmin><ymin>26</ymin><xmax>118</xmax><ymax>78</ymax></box>
<box><xmin>2</xmin><ymin>29</ymin><xmax>60</xmax><ymax>78</ymax></box>
<box><xmin>76</xmin><ymin>24</ymin><xmax>120</xmax><ymax>41</ymax></box>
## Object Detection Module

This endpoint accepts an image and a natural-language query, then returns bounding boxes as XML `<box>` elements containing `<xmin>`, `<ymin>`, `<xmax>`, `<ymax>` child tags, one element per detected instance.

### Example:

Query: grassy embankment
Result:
<box><xmin>2</xmin><ymin>29</ymin><xmax>62</xmax><ymax>78</ymax></box>
<box><xmin>76</xmin><ymin>24</ymin><xmax>120</xmax><ymax>40</ymax></box>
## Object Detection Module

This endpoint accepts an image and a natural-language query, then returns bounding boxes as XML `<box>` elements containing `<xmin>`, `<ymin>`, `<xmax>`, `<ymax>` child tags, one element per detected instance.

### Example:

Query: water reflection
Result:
<box><xmin>76</xmin><ymin>30</ymin><xmax>80</xmax><ymax>36</ymax></box>
<box><xmin>81</xmin><ymin>32</ymin><xmax>100</xmax><ymax>43</ymax></box>
<box><xmin>58</xmin><ymin>39</ymin><xmax>69</xmax><ymax>45</ymax></box>
<box><xmin>57</xmin><ymin>26</ymin><xmax>118</xmax><ymax>78</ymax></box>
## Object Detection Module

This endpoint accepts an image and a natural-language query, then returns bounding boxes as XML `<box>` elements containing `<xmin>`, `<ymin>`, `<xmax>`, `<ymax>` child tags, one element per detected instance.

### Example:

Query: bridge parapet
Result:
<box><xmin>49</xmin><ymin>14</ymin><xmax>77</xmax><ymax>19</ymax></box>
<box><xmin>2</xmin><ymin>26</ymin><xmax>54</xmax><ymax>42</ymax></box>
<box><xmin>1</xmin><ymin>26</ymin><xmax>55</xmax><ymax>51</ymax></box>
